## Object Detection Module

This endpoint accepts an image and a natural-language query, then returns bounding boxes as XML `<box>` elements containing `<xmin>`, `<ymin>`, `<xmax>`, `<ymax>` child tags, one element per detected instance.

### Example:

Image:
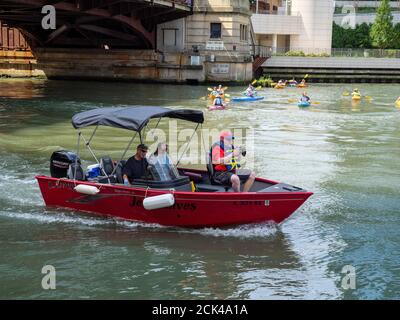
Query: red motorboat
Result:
<box><xmin>36</xmin><ymin>106</ymin><xmax>312</xmax><ymax>228</ymax></box>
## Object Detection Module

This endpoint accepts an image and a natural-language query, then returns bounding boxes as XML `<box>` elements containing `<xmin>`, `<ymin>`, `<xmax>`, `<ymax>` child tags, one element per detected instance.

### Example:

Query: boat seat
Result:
<box><xmin>115</xmin><ymin>160</ymin><xmax>127</xmax><ymax>184</ymax></box>
<box><xmin>195</xmin><ymin>183</ymin><xmax>232</xmax><ymax>193</ymax></box>
<box><xmin>206</xmin><ymin>150</ymin><xmax>230</xmax><ymax>192</ymax></box>
<box><xmin>67</xmin><ymin>163</ymin><xmax>85</xmax><ymax>180</ymax></box>
<box><xmin>100</xmin><ymin>156</ymin><xmax>115</xmax><ymax>176</ymax></box>
<box><xmin>97</xmin><ymin>176</ymin><xmax>117</xmax><ymax>184</ymax></box>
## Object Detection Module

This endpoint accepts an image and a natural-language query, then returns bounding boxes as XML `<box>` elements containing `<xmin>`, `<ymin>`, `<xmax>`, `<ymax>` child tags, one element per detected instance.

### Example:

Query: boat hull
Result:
<box><xmin>232</xmin><ymin>96</ymin><xmax>264</xmax><ymax>102</ymax></box>
<box><xmin>208</xmin><ymin>105</ymin><xmax>226</xmax><ymax>111</ymax></box>
<box><xmin>36</xmin><ymin>176</ymin><xmax>312</xmax><ymax>228</ymax></box>
<box><xmin>298</xmin><ymin>101</ymin><xmax>311</xmax><ymax>107</ymax></box>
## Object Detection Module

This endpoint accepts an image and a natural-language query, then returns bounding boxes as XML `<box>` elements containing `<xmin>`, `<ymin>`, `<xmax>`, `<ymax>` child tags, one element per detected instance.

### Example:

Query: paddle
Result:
<box><xmin>251</xmin><ymin>79</ymin><xmax>257</xmax><ymax>85</ymax></box>
<box><xmin>224</xmin><ymin>93</ymin><xmax>231</xmax><ymax>98</ymax></box>
<box><xmin>342</xmin><ymin>91</ymin><xmax>350</xmax><ymax>96</ymax></box>
<box><xmin>207</xmin><ymin>88</ymin><xmax>213</xmax><ymax>91</ymax></box>
<box><xmin>365</xmin><ymin>95</ymin><xmax>373</xmax><ymax>101</ymax></box>
<box><xmin>288</xmin><ymin>99</ymin><xmax>298</xmax><ymax>103</ymax></box>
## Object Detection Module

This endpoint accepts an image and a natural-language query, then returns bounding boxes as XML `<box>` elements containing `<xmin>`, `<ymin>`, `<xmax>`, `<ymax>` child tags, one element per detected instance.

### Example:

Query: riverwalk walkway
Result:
<box><xmin>262</xmin><ymin>56</ymin><xmax>400</xmax><ymax>82</ymax></box>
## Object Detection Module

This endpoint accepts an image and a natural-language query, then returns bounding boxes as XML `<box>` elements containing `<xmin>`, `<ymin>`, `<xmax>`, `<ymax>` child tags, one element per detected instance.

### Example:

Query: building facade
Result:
<box><xmin>251</xmin><ymin>0</ymin><xmax>334</xmax><ymax>54</ymax></box>
<box><xmin>157</xmin><ymin>0</ymin><xmax>254</xmax><ymax>82</ymax></box>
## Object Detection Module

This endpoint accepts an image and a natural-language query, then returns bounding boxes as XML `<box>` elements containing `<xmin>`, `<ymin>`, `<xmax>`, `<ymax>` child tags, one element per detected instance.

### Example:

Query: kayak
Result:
<box><xmin>208</xmin><ymin>93</ymin><xmax>225</xmax><ymax>101</ymax></box>
<box><xmin>208</xmin><ymin>105</ymin><xmax>226</xmax><ymax>111</ymax></box>
<box><xmin>232</xmin><ymin>96</ymin><xmax>264</xmax><ymax>102</ymax></box>
<box><xmin>274</xmin><ymin>85</ymin><xmax>285</xmax><ymax>89</ymax></box>
<box><xmin>352</xmin><ymin>94</ymin><xmax>361</xmax><ymax>101</ymax></box>
<box><xmin>395</xmin><ymin>101</ymin><xmax>400</xmax><ymax>108</ymax></box>
<box><xmin>298</xmin><ymin>101</ymin><xmax>311</xmax><ymax>107</ymax></box>
<box><xmin>297</xmin><ymin>84</ymin><xmax>307</xmax><ymax>88</ymax></box>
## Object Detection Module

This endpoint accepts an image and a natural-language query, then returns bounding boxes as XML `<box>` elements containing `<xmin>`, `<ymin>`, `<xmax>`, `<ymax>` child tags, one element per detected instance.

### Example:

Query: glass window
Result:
<box><xmin>210</xmin><ymin>23</ymin><xmax>222</xmax><ymax>39</ymax></box>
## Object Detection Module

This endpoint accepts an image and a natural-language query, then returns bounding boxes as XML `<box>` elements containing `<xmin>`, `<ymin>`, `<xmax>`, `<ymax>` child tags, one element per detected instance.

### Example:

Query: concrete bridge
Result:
<box><xmin>0</xmin><ymin>0</ymin><xmax>192</xmax><ymax>49</ymax></box>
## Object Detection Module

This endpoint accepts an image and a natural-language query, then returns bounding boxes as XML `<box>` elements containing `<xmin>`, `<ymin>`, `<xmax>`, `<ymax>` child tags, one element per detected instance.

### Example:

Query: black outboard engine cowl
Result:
<box><xmin>50</xmin><ymin>150</ymin><xmax>80</xmax><ymax>178</ymax></box>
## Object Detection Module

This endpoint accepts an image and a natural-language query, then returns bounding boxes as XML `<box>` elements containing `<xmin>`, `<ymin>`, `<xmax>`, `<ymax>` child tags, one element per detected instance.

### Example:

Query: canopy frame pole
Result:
<box><xmin>73</xmin><ymin>132</ymin><xmax>81</xmax><ymax>183</ymax></box>
<box><xmin>109</xmin><ymin>131</ymin><xmax>138</xmax><ymax>177</ymax></box>
<box><xmin>138</xmin><ymin>130</ymin><xmax>149</xmax><ymax>184</ymax></box>
<box><xmin>80</xmin><ymin>133</ymin><xmax>110</xmax><ymax>183</ymax></box>
<box><xmin>176</xmin><ymin>123</ymin><xmax>200</xmax><ymax>167</ymax></box>
<box><xmin>200</xmin><ymin>124</ymin><xmax>208</xmax><ymax>167</ymax></box>
<box><xmin>87</xmin><ymin>124</ymin><xmax>99</xmax><ymax>146</ymax></box>
<box><xmin>154</xmin><ymin>117</ymin><xmax>162</xmax><ymax>131</ymax></box>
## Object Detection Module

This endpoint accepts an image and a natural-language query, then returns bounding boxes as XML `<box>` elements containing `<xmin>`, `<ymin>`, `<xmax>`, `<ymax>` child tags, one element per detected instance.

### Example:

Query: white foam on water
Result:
<box><xmin>187</xmin><ymin>222</ymin><xmax>278</xmax><ymax>239</ymax></box>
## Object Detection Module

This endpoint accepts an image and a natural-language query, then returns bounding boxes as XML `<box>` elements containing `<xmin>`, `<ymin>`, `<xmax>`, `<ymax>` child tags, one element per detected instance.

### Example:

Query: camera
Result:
<box><xmin>240</xmin><ymin>146</ymin><xmax>246</xmax><ymax>157</ymax></box>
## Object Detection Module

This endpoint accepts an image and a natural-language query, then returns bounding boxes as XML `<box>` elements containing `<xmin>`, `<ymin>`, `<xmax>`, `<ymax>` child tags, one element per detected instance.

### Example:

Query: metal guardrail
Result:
<box><xmin>251</xmin><ymin>45</ymin><xmax>272</xmax><ymax>58</ymax></box>
<box><xmin>268</xmin><ymin>47</ymin><xmax>400</xmax><ymax>58</ymax></box>
<box><xmin>332</xmin><ymin>48</ymin><xmax>400</xmax><ymax>58</ymax></box>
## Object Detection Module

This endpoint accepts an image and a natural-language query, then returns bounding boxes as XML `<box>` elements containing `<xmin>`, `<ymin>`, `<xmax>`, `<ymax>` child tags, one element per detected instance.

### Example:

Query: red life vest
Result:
<box><xmin>212</xmin><ymin>142</ymin><xmax>238</xmax><ymax>172</ymax></box>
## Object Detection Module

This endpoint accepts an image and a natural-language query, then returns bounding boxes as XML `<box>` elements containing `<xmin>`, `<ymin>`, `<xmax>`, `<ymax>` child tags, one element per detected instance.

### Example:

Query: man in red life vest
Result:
<box><xmin>211</xmin><ymin>130</ymin><xmax>255</xmax><ymax>192</ymax></box>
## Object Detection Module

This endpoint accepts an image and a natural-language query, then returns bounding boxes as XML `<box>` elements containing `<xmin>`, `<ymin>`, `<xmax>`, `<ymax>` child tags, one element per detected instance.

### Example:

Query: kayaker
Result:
<box><xmin>245</xmin><ymin>84</ymin><xmax>255</xmax><ymax>97</ymax></box>
<box><xmin>213</xmin><ymin>94</ymin><xmax>225</xmax><ymax>107</ymax></box>
<box><xmin>289</xmin><ymin>78</ymin><xmax>298</xmax><ymax>86</ymax></box>
<box><xmin>211</xmin><ymin>131</ymin><xmax>255</xmax><ymax>192</ymax></box>
<box><xmin>300</xmin><ymin>92</ymin><xmax>311</xmax><ymax>102</ymax></box>
<box><xmin>352</xmin><ymin>88</ymin><xmax>361</xmax><ymax>97</ymax></box>
<box><xmin>122</xmin><ymin>143</ymin><xmax>149</xmax><ymax>185</ymax></box>
<box><xmin>297</xmin><ymin>79</ymin><xmax>307</xmax><ymax>88</ymax></box>
<box><xmin>217</xmin><ymin>84</ymin><xmax>224</xmax><ymax>95</ymax></box>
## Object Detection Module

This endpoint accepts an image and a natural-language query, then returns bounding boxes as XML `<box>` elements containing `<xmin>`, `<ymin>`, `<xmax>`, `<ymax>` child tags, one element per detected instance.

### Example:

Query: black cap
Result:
<box><xmin>137</xmin><ymin>143</ymin><xmax>148</xmax><ymax>151</ymax></box>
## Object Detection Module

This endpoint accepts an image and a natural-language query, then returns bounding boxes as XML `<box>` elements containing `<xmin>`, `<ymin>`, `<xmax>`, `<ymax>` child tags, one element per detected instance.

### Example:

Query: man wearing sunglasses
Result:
<box><xmin>122</xmin><ymin>144</ymin><xmax>149</xmax><ymax>185</ymax></box>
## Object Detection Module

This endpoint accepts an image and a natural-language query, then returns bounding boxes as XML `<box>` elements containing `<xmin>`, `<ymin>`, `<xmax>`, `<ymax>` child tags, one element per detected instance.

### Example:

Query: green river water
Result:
<box><xmin>0</xmin><ymin>79</ymin><xmax>399</xmax><ymax>299</ymax></box>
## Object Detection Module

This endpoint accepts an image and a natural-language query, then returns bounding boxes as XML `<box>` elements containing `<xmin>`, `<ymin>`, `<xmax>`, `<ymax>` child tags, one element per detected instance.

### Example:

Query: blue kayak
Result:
<box><xmin>298</xmin><ymin>101</ymin><xmax>311</xmax><ymax>107</ymax></box>
<box><xmin>232</xmin><ymin>96</ymin><xmax>264</xmax><ymax>102</ymax></box>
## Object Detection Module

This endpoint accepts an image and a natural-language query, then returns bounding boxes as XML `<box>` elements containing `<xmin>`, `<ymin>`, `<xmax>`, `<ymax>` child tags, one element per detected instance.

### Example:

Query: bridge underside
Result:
<box><xmin>0</xmin><ymin>0</ymin><xmax>192</xmax><ymax>49</ymax></box>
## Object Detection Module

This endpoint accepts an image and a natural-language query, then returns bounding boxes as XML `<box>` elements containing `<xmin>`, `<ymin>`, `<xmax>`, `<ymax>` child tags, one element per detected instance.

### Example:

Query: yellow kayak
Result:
<box><xmin>208</xmin><ymin>93</ymin><xmax>225</xmax><ymax>101</ymax></box>
<box><xmin>297</xmin><ymin>83</ymin><xmax>307</xmax><ymax>88</ymax></box>
<box><xmin>274</xmin><ymin>85</ymin><xmax>285</xmax><ymax>89</ymax></box>
<box><xmin>352</xmin><ymin>94</ymin><xmax>361</xmax><ymax>101</ymax></box>
<box><xmin>396</xmin><ymin>100</ymin><xmax>400</xmax><ymax>108</ymax></box>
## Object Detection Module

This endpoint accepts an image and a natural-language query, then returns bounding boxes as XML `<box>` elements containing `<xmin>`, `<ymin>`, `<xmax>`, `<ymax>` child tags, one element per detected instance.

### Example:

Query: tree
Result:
<box><xmin>370</xmin><ymin>0</ymin><xmax>395</xmax><ymax>49</ymax></box>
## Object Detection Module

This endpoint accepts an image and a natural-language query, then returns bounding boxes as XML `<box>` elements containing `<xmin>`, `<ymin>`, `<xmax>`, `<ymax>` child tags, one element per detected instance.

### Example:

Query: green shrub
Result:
<box><xmin>284</xmin><ymin>51</ymin><xmax>305</xmax><ymax>57</ymax></box>
<box><xmin>253</xmin><ymin>76</ymin><xmax>274</xmax><ymax>87</ymax></box>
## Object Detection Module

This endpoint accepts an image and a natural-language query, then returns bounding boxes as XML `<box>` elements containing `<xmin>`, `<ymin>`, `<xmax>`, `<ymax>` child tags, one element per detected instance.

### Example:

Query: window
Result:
<box><xmin>240</xmin><ymin>24</ymin><xmax>248</xmax><ymax>41</ymax></box>
<box><xmin>210</xmin><ymin>23</ymin><xmax>222</xmax><ymax>39</ymax></box>
<box><xmin>163</xmin><ymin>28</ymin><xmax>177</xmax><ymax>46</ymax></box>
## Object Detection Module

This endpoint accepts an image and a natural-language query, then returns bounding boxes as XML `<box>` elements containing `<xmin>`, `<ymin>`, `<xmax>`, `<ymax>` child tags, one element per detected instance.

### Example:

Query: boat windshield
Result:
<box><xmin>147</xmin><ymin>153</ymin><xmax>180</xmax><ymax>181</ymax></box>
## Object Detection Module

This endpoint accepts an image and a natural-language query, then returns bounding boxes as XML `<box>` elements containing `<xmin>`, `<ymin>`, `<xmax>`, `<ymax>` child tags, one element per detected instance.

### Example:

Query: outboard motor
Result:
<box><xmin>50</xmin><ymin>150</ymin><xmax>81</xmax><ymax>178</ymax></box>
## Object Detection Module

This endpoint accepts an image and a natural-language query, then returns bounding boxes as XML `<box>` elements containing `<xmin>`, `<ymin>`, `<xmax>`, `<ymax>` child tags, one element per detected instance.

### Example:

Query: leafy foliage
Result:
<box><xmin>370</xmin><ymin>0</ymin><xmax>395</xmax><ymax>49</ymax></box>
<box><xmin>332</xmin><ymin>22</ymin><xmax>373</xmax><ymax>48</ymax></box>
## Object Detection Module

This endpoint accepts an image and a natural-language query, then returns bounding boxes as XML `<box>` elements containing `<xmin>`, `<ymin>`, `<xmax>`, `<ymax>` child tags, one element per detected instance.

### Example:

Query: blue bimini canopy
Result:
<box><xmin>72</xmin><ymin>106</ymin><xmax>204</xmax><ymax>132</ymax></box>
